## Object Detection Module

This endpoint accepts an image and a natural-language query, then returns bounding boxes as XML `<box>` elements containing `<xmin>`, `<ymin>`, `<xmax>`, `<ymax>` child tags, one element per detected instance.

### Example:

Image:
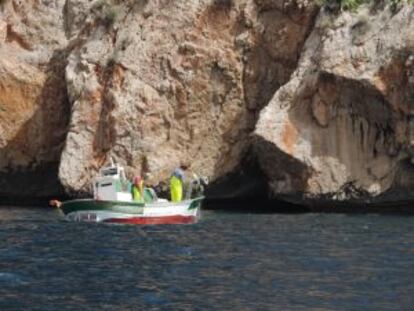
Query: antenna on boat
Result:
<box><xmin>110</xmin><ymin>156</ymin><xmax>115</xmax><ymax>167</ymax></box>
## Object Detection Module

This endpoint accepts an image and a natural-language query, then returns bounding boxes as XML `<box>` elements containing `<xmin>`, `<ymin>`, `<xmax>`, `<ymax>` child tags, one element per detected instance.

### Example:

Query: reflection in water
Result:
<box><xmin>0</xmin><ymin>207</ymin><xmax>413</xmax><ymax>310</ymax></box>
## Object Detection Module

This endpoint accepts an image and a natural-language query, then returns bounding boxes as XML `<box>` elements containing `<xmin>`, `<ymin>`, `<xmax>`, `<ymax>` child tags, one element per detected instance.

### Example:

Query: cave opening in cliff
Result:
<box><xmin>203</xmin><ymin>148</ymin><xmax>311</xmax><ymax>213</ymax></box>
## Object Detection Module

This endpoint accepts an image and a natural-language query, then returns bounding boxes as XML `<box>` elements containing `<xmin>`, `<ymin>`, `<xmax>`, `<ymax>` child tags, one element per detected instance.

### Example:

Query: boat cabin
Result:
<box><xmin>93</xmin><ymin>161</ymin><xmax>132</xmax><ymax>202</ymax></box>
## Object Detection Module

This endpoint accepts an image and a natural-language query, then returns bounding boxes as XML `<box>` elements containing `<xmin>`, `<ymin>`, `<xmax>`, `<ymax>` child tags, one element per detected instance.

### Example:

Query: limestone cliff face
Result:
<box><xmin>0</xmin><ymin>0</ymin><xmax>69</xmax><ymax>197</ymax></box>
<box><xmin>0</xmin><ymin>0</ymin><xmax>413</xmax><ymax>206</ymax></box>
<box><xmin>58</xmin><ymin>0</ymin><xmax>317</xmax><ymax>195</ymax></box>
<box><xmin>255</xmin><ymin>3</ymin><xmax>414</xmax><ymax>204</ymax></box>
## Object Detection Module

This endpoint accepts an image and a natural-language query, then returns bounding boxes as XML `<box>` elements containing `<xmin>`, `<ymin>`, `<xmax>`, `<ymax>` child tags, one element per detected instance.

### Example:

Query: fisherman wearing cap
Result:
<box><xmin>132</xmin><ymin>175</ymin><xmax>144</xmax><ymax>202</ymax></box>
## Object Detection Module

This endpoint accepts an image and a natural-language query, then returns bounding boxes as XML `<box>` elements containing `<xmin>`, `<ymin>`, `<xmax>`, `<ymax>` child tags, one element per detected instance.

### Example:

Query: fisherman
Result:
<box><xmin>132</xmin><ymin>175</ymin><xmax>144</xmax><ymax>202</ymax></box>
<box><xmin>170</xmin><ymin>166</ymin><xmax>185</xmax><ymax>202</ymax></box>
<box><xmin>184</xmin><ymin>173</ymin><xmax>209</xmax><ymax>199</ymax></box>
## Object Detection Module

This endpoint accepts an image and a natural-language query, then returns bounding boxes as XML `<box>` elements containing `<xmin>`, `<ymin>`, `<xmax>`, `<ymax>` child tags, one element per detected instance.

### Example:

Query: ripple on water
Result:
<box><xmin>0</xmin><ymin>272</ymin><xmax>27</xmax><ymax>286</ymax></box>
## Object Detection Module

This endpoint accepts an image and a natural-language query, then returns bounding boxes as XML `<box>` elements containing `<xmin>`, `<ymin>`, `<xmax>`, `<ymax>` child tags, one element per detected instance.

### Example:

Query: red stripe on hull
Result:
<box><xmin>104</xmin><ymin>215</ymin><xmax>197</xmax><ymax>225</ymax></box>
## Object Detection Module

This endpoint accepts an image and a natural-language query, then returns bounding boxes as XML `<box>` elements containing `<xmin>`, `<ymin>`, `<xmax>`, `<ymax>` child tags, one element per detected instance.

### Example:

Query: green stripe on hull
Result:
<box><xmin>188</xmin><ymin>197</ymin><xmax>203</xmax><ymax>210</ymax></box>
<box><xmin>61</xmin><ymin>199</ymin><xmax>144</xmax><ymax>216</ymax></box>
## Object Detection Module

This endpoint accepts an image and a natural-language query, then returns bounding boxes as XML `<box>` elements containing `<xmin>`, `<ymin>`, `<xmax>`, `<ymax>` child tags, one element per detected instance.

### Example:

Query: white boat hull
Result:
<box><xmin>61</xmin><ymin>198</ymin><xmax>202</xmax><ymax>225</ymax></box>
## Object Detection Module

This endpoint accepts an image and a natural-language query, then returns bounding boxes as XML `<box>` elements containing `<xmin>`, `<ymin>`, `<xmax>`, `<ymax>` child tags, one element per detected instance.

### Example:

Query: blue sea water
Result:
<box><xmin>0</xmin><ymin>206</ymin><xmax>413</xmax><ymax>310</ymax></box>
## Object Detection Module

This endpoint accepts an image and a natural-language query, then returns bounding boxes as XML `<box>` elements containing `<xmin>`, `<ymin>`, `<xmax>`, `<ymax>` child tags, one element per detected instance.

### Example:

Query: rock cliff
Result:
<box><xmin>59</xmin><ymin>0</ymin><xmax>317</xmax><ymax>196</ymax></box>
<box><xmin>0</xmin><ymin>0</ymin><xmax>413</xmax><ymax>207</ymax></box>
<box><xmin>255</xmin><ymin>2</ymin><xmax>414</xmax><ymax>205</ymax></box>
<box><xmin>0</xmin><ymin>0</ymin><xmax>69</xmax><ymax>197</ymax></box>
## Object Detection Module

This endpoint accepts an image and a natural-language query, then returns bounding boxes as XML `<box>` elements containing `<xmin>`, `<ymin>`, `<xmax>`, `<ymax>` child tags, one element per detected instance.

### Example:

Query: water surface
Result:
<box><xmin>0</xmin><ymin>207</ymin><xmax>413</xmax><ymax>310</ymax></box>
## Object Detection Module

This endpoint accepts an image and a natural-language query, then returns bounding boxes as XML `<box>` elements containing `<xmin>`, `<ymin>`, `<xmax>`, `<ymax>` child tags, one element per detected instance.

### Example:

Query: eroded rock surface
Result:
<box><xmin>1</xmin><ymin>0</ymin><xmax>413</xmax><ymax>207</ymax></box>
<box><xmin>58</xmin><ymin>0</ymin><xmax>317</xmax><ymax>195</ymax></box>
<box><xmin>0</xmin><ymin>0</ymin><xmax>69</xmax><ymax>197</ymax></box>
<box><xmin>255</xmin><ymin>3</ymin><xmax>414</xmax><ymax>204</ymax></box>
<box><xmin>0</xmin><ymin>0</ymin><xmax>317</xmax><ymax>198</ymax></box>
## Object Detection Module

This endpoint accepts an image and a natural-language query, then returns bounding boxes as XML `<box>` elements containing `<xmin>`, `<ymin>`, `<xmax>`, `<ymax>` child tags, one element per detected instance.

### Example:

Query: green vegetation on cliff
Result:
<box><xmin>316</xmin><ymin>0</ymin><xmax>414</xmax><ymax>11</ymax></box>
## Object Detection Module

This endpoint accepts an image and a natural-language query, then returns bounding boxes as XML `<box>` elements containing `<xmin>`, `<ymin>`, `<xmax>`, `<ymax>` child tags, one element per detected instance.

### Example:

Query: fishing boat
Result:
<box><xmin>56</xmin><ymin>160</ymin><xmax>203</xmax><ymax>225</ymax></box>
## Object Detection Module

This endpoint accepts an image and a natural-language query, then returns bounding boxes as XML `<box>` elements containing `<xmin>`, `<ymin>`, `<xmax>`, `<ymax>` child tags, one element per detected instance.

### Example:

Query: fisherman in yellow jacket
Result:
<box><xmin>132</xmin><ymin>175</ymin><xmax>144</xmax><ymax>202</ymax></box>
<box><xmin>170</xmin><ymin>167</ymin><xmax>185</xmax><ymax>202</ymax></box>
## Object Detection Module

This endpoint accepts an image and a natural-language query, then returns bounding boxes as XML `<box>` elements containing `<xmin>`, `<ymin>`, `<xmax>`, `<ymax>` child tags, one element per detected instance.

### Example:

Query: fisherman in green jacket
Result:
<box><xmin>170</xmin><ymin>167</ymin><xmax>185</xmax><ymax>202</ymax></box>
